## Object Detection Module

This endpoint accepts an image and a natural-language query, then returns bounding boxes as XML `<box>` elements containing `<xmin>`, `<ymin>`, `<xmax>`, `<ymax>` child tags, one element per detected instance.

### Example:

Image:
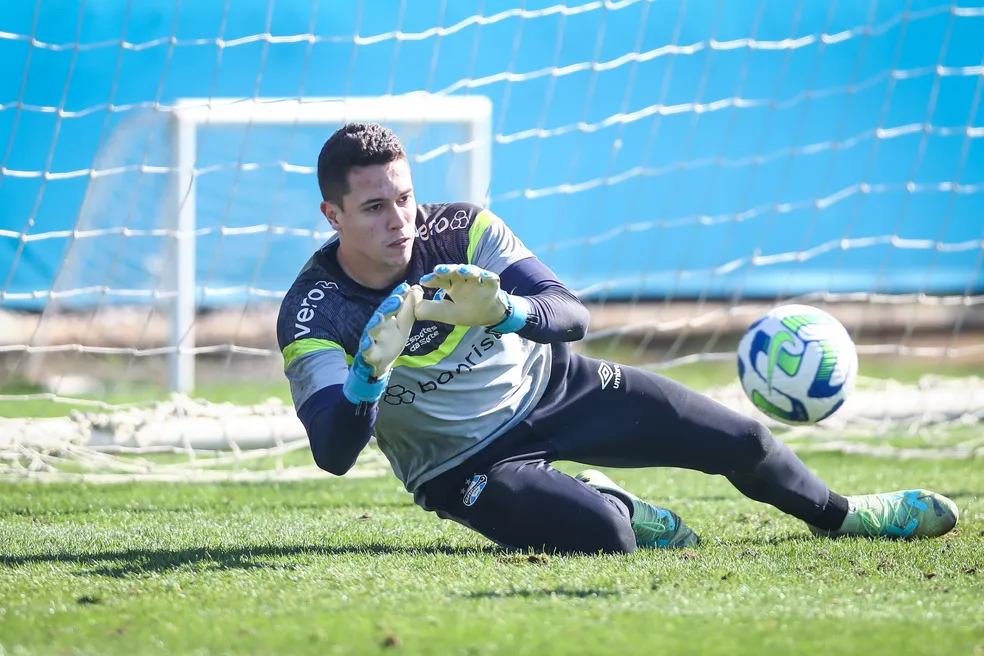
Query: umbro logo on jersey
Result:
<box><xmin>598</xmin><ymin>362</ymin><xmax>622</xmax><ymax>390</ymax></box>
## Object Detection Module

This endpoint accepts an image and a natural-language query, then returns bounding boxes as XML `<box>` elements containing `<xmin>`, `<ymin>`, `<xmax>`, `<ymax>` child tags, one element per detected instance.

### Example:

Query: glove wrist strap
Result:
<box><xmin>488</xmin><ymin>293</ymin><xmax>530</xmax><ymax>335</ymax></box>
<box><xmin>343</xmin><ymin>357</ymin><xmax>390</xmax><ymax>404</ymax></box>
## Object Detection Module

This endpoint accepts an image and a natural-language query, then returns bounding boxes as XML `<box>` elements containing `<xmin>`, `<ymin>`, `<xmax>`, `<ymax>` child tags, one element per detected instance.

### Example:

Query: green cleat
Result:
<box><xmin>810</xmin><ymin>489</ymin><xmax>959</xmax><ymax>539</ymax></box>
<box><xmin>575</xmin><ymin>469</ymin><xmax>700</xmax><ymax>549</ymax></box>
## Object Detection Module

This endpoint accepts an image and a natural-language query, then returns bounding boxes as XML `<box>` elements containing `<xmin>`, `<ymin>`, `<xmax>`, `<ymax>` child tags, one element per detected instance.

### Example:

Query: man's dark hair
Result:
<box><xmin>317</xmin><ymin>123</ymin><xmax>407</xmax><ymax>207</ymax></box>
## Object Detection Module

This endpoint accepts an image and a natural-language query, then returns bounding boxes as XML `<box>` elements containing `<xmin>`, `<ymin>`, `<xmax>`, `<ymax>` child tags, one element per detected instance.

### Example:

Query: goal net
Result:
<box><xmin>1</xmin><ymin>0</ymin><xmax>982</xmax><ymax>481</ymax></box>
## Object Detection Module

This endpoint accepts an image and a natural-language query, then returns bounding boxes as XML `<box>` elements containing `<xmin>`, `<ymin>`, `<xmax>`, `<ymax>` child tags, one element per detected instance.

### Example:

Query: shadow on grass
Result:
<box><xmin>728</xmin><ymin>534</ymin><xmax>816</xmax><ymax>547</ymax></box>
<box><xmin>0</xmin><ymin>543</ymin><xmax>503</xmax><ymax>578</ymax></box>
<box><xmin>4</xmin><ymin>500</ymin><xmax>416</xmax><ymax>518</ymax></box>
<box><xmin>463</xmin><ymin>588</ymin><xmax>622</xmax><ymax>600</ymax></box>
<box><xmin>941</xmin><ymin>490</ymin><xmax>981</xmax><ymax>501</ymax></box>
<box><xmin>679</xmin><ymin>495</ymin><xmax>734</xmax><ymax>502</ymax></box>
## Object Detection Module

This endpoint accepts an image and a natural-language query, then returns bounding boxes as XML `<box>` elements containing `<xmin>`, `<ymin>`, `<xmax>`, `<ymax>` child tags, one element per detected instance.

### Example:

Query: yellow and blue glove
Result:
<box><xmin>343</xmin><ymin>282</ymin><xmax>423</xmax><ymax>404</ymax></box>
<box><xmin>415</xmin><ymin>264</ymin><xmax>530</xmax><ymax>333</ymax></box>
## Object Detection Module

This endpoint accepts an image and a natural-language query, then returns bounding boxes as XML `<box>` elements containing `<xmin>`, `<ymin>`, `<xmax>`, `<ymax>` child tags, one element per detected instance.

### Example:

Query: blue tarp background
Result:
<box><xmin>1</xmin><ymin>0</ymin><xmax>982</xmax><ymax>309</ymax></box>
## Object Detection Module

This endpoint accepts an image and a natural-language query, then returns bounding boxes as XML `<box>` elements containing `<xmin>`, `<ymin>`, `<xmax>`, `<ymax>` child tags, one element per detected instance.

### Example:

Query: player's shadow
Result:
<box><xmin>8</xmin><ymin>500</ymin><xmax>415</xmax><ymax>519</ymax></box>
<box><xmin>463</xmin><ymin>589</ymin><xmax>622</xmax><ymax>600</ymax></box>
<box><xmin>940</xmin><ymin>490</ymin><xmax>978</xmax><ymax>500</ymax></box>
<box><xmin>0</xmin><ymin>543</ymin><xmax>502</xmax><ymax>578</ymax></box>
<box><xmin>729</xmin><ymin>534</ymin><xmax>815</xmax><ymax>547</ymax></box>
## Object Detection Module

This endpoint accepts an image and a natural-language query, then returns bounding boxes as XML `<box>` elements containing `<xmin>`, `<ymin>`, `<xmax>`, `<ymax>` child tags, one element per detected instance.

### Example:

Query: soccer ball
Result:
<box><xmin>737</xmin><ymin>304</ymin><xmax>858</xmax><ymax>425</ymax></box>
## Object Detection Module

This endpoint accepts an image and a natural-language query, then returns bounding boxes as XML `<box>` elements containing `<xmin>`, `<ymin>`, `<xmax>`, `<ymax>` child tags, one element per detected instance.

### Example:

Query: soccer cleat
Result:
<box><xmin>809</xmin><ymin>489</ymin><xmax>959</xmax><ymax>539</ymax></box>
<box><xmin>575</xmin><ymin>469</ymin><xmax>700</xmax><ymax>549</ymax></box>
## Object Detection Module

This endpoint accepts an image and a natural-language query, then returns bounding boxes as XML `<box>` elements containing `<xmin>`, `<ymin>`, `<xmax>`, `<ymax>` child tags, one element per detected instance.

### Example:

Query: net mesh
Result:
<box><xmin>1</xmin><ymin>0</ymin><xmax>982</xmax><ymax>480</ymax></box>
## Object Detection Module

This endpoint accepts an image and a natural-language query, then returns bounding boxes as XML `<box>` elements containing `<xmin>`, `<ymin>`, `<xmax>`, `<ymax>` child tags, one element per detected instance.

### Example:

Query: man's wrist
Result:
<box><xmin>343</xmin><ymin>357</ymin><xmax>390</xmax><ymax>404</ymax></box>
<box><xmin>488</xmin><ymin>293</ymin><xmax>530</xmax><ymax>334</ymax></box>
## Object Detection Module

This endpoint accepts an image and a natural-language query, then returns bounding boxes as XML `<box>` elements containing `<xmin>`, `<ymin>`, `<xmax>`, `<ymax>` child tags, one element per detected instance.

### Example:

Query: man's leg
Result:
<box><xmin>417</xmin><ymin>454</ymin><xmax>638</xmax><ymax>555</ymax></box>
<box><xmin>527</xmin><ymin>352</ymin><xmax>959</xmax><ymax>539</ymax></box>
<box><xmin>527</xmin><ymin>352</ymin><xmax>848</xmax><ymax>529</ymax></box>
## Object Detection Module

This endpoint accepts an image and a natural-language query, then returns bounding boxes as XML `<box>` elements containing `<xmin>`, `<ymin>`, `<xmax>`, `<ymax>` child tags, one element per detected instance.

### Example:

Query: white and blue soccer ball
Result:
<box><xmin>737</xmin><ymin>304</ymin><xmax>858</xmax><ymax>425</ymax></box>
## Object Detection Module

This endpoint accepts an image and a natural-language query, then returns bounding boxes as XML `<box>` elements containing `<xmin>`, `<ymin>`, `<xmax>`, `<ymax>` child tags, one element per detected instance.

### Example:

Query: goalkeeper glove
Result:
<box><xmin>415</xmin><ymin>264</ymin><xmax>530</xmax><ymax>333</ymax></box>
<box><xmin>343</xmin><ymin>282</ymin><xmax>423</xmax><ymax>404</ymax></box>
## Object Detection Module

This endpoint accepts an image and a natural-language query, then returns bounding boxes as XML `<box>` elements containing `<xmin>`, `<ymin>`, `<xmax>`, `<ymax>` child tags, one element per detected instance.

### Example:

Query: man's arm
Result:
<box><xmin>498</xmin><ymin>257</ymin><xmax>589</xmax><ymax>343</ymax></box>
<box><xmin>283</xmin><ymin>283</ymin><xmax>421</xmax><ymax>477</ymax></box>
<box><xmin>296</xmin><ymin>386</ymin><xmax>375</xmax><ymax>475</ymax></box>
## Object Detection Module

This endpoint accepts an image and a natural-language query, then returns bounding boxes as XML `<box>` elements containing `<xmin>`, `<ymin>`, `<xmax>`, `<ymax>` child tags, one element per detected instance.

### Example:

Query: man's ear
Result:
<box><xmin>321</xmin><ymin>201</ymin><xmax>342</xmax><ymax>230</ymax></box>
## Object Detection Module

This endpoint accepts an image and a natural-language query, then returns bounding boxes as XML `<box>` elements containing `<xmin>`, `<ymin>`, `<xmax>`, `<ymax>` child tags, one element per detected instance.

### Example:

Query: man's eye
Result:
<box><xmin>366</xmin><ymin>204</ymin><xmax>381</xmax><ymax>212</ymax></box>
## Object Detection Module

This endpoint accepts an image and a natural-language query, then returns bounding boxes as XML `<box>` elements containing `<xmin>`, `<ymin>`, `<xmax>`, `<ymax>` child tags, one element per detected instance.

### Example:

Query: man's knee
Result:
<box><xmin>518</xmin><ymin>507</ymin><xmax>636</xmax><ymax>556</ymax></box>
<box><xmin>476</xmin><ymin>467</ymin><xmax>637</xmax><ymax>555</ymax></box>
<box><xmin>587</xmin><ymin>509</ymin><xmax>637</xmax><ymax>555</ymax></box>
<box><xmin>733</xmin><ymin>418</ymin><xmax>777</xmax><ymax>470</ymax></box>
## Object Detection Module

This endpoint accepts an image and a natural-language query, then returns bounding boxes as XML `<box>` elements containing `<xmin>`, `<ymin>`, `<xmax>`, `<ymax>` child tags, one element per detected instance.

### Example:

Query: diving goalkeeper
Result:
<box><xmin>276</xmin><ymin>123</ymin><xmax>958</xmax><ymax>554</ymax></box>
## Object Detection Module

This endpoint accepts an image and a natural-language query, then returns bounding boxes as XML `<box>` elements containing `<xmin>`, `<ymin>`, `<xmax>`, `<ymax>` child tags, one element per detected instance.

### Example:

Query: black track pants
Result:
<box><xmin>416</xmin><ymin>345</ymin><xmax>840</xmax><ymax>555</ymax></box>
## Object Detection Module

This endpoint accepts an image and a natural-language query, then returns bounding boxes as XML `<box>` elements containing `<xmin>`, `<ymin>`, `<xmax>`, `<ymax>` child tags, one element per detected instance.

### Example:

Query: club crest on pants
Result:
<box><xmin>463</xmin><ymin>474</ymin><xmax>488</xmax><ymax>506</ymax></box>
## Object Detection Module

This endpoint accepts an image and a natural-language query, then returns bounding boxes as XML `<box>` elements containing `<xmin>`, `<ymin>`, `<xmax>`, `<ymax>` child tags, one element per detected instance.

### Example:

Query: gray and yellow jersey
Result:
<box><xmin>276</xmin><ymin>202</ymin><xmax>553</xmax><ymax>491</ymax></box>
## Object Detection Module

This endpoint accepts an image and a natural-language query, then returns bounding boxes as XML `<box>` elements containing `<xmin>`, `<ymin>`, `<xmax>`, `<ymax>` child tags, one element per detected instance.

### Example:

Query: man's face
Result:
<box><xmin>322</xmin><ymin>158</ymin><xmax>417</xmax><ymax>282</ymax></box>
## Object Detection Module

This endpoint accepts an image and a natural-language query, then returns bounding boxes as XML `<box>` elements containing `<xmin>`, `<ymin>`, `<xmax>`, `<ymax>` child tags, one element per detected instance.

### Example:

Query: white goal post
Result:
<box><xmin>167</xmin><ymin>95</ymin><xmax>493</xmax><ymax>392</ymax></box>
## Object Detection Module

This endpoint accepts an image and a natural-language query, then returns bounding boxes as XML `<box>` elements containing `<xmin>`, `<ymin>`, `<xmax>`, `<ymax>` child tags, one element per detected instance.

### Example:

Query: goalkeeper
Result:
<box><xmin>277</xmin><ymin>123</ymin><xmax>958</xmax><ymax>554</ymax></box>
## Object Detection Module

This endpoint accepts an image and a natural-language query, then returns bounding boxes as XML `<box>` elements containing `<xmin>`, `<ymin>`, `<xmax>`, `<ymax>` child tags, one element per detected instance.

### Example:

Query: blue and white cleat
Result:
<box><xmin>575</xmin><ymin>469</ymin><xmax>700</xmax><ymax>549</ymax></box>
<box><xmin>810</xmin><ymin>489</ymin><xmax>958</xmax><ymax>539</ymax></box>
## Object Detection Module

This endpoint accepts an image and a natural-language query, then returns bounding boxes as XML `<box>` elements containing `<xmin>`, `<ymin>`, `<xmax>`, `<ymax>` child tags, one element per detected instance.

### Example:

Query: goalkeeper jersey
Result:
<box><xmin>277</xmin><ymin>202</ymin><xmax>553</xmax><ymax>491</ymax></box>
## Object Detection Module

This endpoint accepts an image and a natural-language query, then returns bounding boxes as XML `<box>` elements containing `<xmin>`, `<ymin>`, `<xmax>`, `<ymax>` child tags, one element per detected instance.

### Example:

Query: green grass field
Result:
<box><xmin>1</xmin><ymin>454</ymin><xmax>982</xmax><ymax>655</ymax></box>
<box><xmin>2</xmin><ymin>347</ymin><xmax>981</xmax><ymax>653</ymax></box>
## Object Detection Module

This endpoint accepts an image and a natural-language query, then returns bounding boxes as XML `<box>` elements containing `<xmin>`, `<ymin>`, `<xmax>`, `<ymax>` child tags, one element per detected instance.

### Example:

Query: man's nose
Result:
<box><xmin>387</xmin><ymin>207</ymin><xmax>408</xmax><ymax>229</ymax></box>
